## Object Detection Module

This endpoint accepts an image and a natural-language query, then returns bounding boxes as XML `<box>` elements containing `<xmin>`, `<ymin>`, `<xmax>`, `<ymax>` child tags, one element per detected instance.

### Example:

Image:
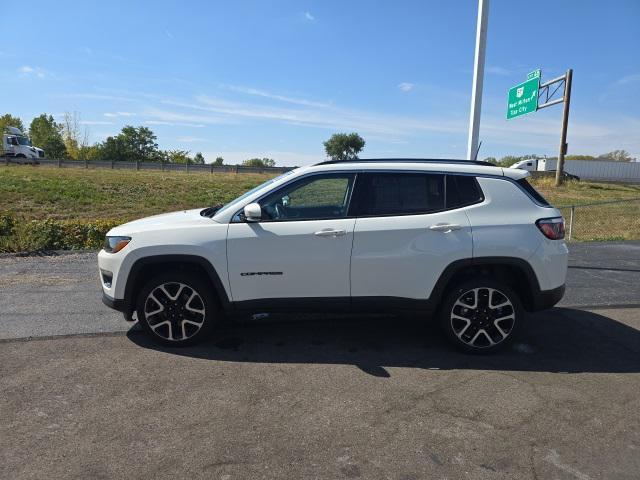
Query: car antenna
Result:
<box><xmin>473</xmin><ymin>140</ymin><xmax>483</xmax><ymax>161</ymax></box>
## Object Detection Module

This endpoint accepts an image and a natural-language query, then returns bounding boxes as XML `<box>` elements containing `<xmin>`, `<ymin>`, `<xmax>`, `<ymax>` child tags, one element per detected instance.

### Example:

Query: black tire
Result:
<box><xmin>439</xmin><ymin>278</ymin><xmax>524</xmax><ymax>353</ymax></box>
<box><xmin>136</xmin><ymin>271</ymin><xmax>219</xmax><ymax>347</ymax></box>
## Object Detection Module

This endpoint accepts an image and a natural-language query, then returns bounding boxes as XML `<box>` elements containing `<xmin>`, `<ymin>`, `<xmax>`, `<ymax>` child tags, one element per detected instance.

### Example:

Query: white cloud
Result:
<box><xmin>18</xmin><ymin>65</ymin><xmax>46</xmax><ymax>78</ymax></box>
<box><xmin>144</xmin><ymin>120</ymin><xmax>206</xmax><ymax>128</ymax></box>
<box><xmin>480</xmin><ymin>113</ymin><xmax>640</xmax><ymax>159</ymax></box>
<box><xmin>80</xmin><ymin>120</ymin><xmax>114</xmax><ymax>125</ymax></box>
<box><xmin>58</xmin><ymin>93</ymin><xmax>137</xmax><ymax>102</ymax></box>
<box><xmin>144</xmin><ymin>108</ymin><xmax>228</xmax><ymax>127</ymax></box>
<box><xmin>486</xmin><ymin>66</ymin><xmax>511</xmax><ymax>76</ymax></box>
<box><xmin>304</xmin><ymin>12</ymin><xmax>315</xmax><ymax>21</ymax></box>
<box><xmin>176</xmin><ymin>136</ymin><xmax>206</xmax><ymax>143</ymax></box>
<box><xmin>614</xmin><ymin>73</ymin><xmax>640</xmax><ymax>85</ymax></box>
<box><xmin>224</xmin><ymin>84</ymin><xmax>331</xmax><ymax>108</ymax></box>
<box><xmin>189</xmin><ymin>94</ymin><xmax>463</xmax><ymax>137</ymax></box>
<box><xmin>104</xmin><ymin>111</ymin><xmax>136</xmax><ymax>117</ymax></box>
<box><xmin>397</xmin><ymin>82</ymin><xmax>415</xmax><ymax>92</ymax></box>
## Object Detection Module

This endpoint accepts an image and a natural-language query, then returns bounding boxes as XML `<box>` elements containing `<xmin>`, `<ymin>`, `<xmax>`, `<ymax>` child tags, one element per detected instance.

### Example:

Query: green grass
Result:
<box><xmin>0</xmin><ymin>166</ymin><xmax>276</xmax><ymax>222</ymax></box>
<box><xmin>531</xmin><ymin>176</ymin><xmax>640</xmax><ymax>206</ymax></box>
<box><xmin>0</xmin><ymin>166</ymin><xmax>277</xmax><ymax>252</ymax></box>
<box><xmin>530</xmin><ymin>177</ymin><xmax>640</xmax><ymax>241</ymax></box>
<box><xmin>0</xmin><ymin>165</ymin><xmax>639</xmax><ymax>251</ymax></box>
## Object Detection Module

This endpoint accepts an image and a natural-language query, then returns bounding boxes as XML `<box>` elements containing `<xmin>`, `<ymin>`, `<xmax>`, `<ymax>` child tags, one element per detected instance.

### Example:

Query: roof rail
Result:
<box><xmin>315</xmin><ymin>158</ymin><xmax>496</xmax><ymax>167</ymax></box>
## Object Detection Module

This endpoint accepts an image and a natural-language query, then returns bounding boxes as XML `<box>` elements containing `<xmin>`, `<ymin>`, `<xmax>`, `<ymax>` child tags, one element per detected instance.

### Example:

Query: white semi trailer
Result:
<box><xmin>1</xmin><ymin>126</ymin><xmax>44</xmax><ymax>163</ymax></box>
<box><xmin>512</xmin><ymin>158</ymin><xmax>640</xmax><ymax>183</ymax></box>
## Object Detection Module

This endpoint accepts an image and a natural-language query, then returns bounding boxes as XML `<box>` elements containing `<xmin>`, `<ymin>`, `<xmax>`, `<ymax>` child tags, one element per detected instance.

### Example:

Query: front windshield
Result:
<box><xmin>214</xmin><ymin>170</ymin><xmax>296</xmax><ymax>218</ymax></box>
<box><xmin>17</xmin><ymin>136</ymin><xmax>32</xmax><ymax>146</ymax></box>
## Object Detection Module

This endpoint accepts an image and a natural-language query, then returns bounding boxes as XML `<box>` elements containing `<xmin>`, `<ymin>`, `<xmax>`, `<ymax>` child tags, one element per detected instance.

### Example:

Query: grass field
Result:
<box><xmin>0</xmin><ymin>166</ymin><xmax>275</xmax><ymax>222</ymax></box>
<box><xmin>1</xmin><ymin>165</ymin><xmax>639</xmax><ymax>251</ymax></box>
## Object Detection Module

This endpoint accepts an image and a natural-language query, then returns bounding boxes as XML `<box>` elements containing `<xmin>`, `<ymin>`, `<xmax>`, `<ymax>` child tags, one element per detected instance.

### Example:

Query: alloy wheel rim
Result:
<box><xmin>450</xmin><ymin>287</ymin><xmax>515</xmax><ymax>348</ymax></box>
<box><xmin>144</xmin><ymin>282</ymin><xmax>206</xmax><ymax>341</ymax></box>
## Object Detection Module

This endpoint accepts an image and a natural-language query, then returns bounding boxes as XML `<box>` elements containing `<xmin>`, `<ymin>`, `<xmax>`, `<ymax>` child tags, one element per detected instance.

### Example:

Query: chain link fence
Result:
<box><xmin>557</xmin><ymin>198</ymin><xmax>640</xmax><ymax>242</ymax></box>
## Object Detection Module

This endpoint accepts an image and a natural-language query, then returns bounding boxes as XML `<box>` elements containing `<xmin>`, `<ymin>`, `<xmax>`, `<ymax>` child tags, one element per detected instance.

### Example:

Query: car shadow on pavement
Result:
<box><xmin>127</xmin><ymin>307</ymin><xmax>640</xmax><ymax>376</ymax></box>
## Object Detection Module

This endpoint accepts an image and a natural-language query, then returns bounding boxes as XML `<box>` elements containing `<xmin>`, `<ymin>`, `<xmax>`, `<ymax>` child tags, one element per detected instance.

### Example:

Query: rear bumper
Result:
<box><xmin>530</xmin><ymin>284</ymin><xmax>565</xmax><ymax>311</ymax></box>
<box><xmin>102</xmin><ymin>292</ymin><xmax>127</xmax><ymax>312</ymax></box>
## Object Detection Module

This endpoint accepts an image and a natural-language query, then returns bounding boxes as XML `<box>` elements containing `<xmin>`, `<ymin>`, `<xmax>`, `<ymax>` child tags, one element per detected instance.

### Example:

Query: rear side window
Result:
<box><xmin>350</xmin><ymin>173</ymin><xmax>445</xmax><ymax>216</ymax></box>
<box><xmin>446</xmin><ymin>175</ymin><xmax>484</xmax><ymax>209</ymax></box>
<box><xmin>516</xmin><ymin>178</ymin><xmax>550</xmax><ymax>206</ymax></box>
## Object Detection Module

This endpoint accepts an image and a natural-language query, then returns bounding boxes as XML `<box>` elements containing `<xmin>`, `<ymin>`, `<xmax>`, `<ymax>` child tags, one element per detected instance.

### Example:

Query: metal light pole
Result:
<box><xmin>467</xmin><ymin>0</ymin><xmax>490</xmax><ymax>160</ymax></box>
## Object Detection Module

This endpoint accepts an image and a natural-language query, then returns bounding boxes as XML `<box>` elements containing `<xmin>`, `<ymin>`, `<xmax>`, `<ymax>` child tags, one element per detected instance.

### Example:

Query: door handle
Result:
<box><xmin>429</xmin><ymin>223</ymin><xmax>462</xmax><ymax>233</ymax></box>
<box><xmin>314</xmin><ymin>228</ymin><xmax>346</xmax><ymax>237</ymax></box>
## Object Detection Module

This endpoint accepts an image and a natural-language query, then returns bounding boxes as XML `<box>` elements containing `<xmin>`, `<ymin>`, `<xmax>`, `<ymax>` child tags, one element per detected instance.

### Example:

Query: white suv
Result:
<box><xmin>98</xmin><ymin>159</ymin><xmax>568</xmax><ymax>353</ymax></box>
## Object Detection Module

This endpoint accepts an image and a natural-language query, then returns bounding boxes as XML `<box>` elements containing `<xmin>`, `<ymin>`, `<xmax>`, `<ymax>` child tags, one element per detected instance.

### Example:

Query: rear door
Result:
<box><xmin>349</xmin><ymin>172</ymin><xmax>479</xmax><ymax>301</ymax></box>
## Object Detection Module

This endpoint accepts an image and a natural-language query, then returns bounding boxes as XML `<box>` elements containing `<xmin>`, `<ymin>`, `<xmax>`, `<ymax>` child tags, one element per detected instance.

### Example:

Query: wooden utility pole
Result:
<box><xmin>554</xmin><ymin>69</ymin><xmax>573</xmax><ymax>186</ymax></box>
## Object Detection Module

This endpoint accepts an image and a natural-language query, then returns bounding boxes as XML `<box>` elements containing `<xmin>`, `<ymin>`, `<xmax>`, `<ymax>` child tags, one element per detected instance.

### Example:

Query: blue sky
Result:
<box><xmin>3</xmin><ymin>0</ymin><xmax>640</xmax><ymax>165</ymax></box>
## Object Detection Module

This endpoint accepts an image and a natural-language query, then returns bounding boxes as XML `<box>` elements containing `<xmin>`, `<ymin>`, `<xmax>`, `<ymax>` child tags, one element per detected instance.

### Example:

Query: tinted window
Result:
<box><xmin>516</xmin><ymin>178</ymin><xmax>550</xmax><ymax>206</ymax></box>
<box><xmin>259</xmin><ymin>174</ymin><xmax>355</xmax><ymax>221</ymax></box>
<box><xmin>446</xmin><ymin>175</ymin><xmax>484</xmax><ymax>209</ymax></box>
<box><xmin>350</xmin><ymin>173</ymin><xmax>445</xmax><ymax>216</ymax></box>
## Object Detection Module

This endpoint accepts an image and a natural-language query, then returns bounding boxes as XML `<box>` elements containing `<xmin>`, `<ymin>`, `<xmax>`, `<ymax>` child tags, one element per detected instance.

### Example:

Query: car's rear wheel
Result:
<box><xmin>136</xmin><ymin>272</ymin><xmax>217</xmax><ymax>346</ymax></box>
<box><xmin>440</xmin><ymin>279</ymin><xmax>524</xmax><ymax>353</ymax></box>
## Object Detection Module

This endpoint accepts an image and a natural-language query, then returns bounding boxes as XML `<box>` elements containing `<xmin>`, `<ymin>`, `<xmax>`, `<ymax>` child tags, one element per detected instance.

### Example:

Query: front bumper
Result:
<box><xmin>102</xmin><ymin>292</ymin><xmax>127</xmax><ymax>312</ymax></box>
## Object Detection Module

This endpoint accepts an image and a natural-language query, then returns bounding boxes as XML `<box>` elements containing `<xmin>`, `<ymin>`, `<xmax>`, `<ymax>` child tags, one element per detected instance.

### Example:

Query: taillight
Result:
<box><xmin>536</xmin><ymin>217</ymin><xmax>565</xmax><ymax>240</ymax></box>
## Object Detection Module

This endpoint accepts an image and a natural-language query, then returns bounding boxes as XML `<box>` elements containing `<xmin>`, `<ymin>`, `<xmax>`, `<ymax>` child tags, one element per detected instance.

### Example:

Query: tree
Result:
<box><xmin>213</xmin><ymin>156</ymin><xmax>224</xmax><ymax>166</ymax></box>
<box><xmin>242</xmin><ymin>157</ymin><xmax>276</xmax><ymax>167</ymax></box>
<box><xmin>0</xmin><ymin>114</ymin><xmax>25</xmax><ymax>133</ymax></box>
<box><xmin>97</xmin><ymin>135</ymin><xmax>127</xmax><ymax>161</ymax></box>
<box><xmin>78</xmin><ymin>144</ymin><xmax>101</xmax><ymax>161</ymax></box>
<box><xmin>483</xmin><ymin>157</ymin><xmax>497</xmax><ymax>165</ymax></box>
<box><xmin>164</xmin><ymin>149</ymin><xmax>192</xmax><ymax>164</ymax></box>
<box><xmin>323</xmin><ymin>132</ymin><xmax>365</xmax><ymax>160</ymax></box>
<box><xmin>119</xmin><ymin>126</ymin><xmax>159</xmax><ymax>161</ymax></box>
<box><xmin>598</xmin><ymin>150</ymin><xmax>634</xmax><ymax>162</ymax></box>
<box><xmin>28</xmin><ymin>114</ymin><xmax>67</xmax><ymax>159</ymax></box>
<box><xmin>193</xmin><ymin>152</ymin><xmax>205</xmax><ymax>164</ymax></box>
<box><xmin>62</xmin><ymin>112</ymin><xmax>89</xmax><ymax>160</ymax></box>
<box><xmin>96</xmin><ymin>125</ymin><xmax>160</xmax><ymax>162</ymax></box>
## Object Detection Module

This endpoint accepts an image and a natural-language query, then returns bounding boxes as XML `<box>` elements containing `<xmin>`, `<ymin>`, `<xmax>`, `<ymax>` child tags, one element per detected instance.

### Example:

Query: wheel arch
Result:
<box><xmin>431</xmin><ymin>257</ymin><xmax>542</xmax><ymax>312</ymax></box>
<box><xmin>123</xmin><ymin>254</ymin><xmax>231</xmax><ymax>315</ymax></box>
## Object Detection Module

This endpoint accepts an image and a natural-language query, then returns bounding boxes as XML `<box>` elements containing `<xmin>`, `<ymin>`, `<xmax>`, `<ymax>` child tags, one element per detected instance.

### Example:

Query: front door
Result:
<box><xmin>227</xmin><ymin>173</ymin><xmax>356</xmax><ymax>305</ymax></box>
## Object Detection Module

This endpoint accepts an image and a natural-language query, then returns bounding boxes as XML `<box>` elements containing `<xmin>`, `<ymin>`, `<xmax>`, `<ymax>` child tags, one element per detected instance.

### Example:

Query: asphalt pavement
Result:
<box><xmin>1</xmin><ymin>307</ymin><xmax>639</xmax><ymax>479</ymax></box>
<box><xmin>0</xmin><ymin>242</ymin><xmax>639</xmax><ymax>340</ymax></box>
<box><xmin>1</xmin><ymin>242</ymin><xmax>640</xmax><ymax>479</ymax></box>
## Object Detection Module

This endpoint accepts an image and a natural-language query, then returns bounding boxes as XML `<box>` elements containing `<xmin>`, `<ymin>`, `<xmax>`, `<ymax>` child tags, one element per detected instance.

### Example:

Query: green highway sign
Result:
<box><xmin>507</xmin><ymin>73</ymin><xmax>540</xmax><ymax>119</ymax></box>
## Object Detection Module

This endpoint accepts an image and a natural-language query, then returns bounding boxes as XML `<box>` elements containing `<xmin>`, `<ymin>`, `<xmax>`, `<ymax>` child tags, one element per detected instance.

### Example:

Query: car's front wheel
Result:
<box><xmin>136</xmin><ymin>272</ymin><xmax>217</xmax><ymax>346</ymax></box>
<box><xmin>440</xmin><ymin>279</ymin><xmax>524</xmax><ymax>353</ymax></box>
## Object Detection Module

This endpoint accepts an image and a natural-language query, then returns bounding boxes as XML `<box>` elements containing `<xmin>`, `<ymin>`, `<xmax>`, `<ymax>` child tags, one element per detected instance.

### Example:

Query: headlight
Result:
<box><xmin>103</xmin><ymin>236</ymin><xmax>131</xmax><ymax>253</ymax></box>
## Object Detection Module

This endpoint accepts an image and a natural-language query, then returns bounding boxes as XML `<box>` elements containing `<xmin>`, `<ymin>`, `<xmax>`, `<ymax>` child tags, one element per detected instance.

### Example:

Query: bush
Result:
<box><xmin>0</xmin><ymin>214</ymin><xmax>121</xmax><ymax>252</ymax></box>
<box><xmin>0</xmin><ymin>212</ymin><xmax>15</xmax><ymax>236</ymax></box>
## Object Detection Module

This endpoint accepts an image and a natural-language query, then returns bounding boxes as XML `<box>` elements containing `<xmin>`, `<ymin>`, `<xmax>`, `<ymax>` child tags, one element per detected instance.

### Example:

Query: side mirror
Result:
<box><xmin>243</xmin><ymin>203</ymin><xmax>262</xmax><ymax>222</ymax></box>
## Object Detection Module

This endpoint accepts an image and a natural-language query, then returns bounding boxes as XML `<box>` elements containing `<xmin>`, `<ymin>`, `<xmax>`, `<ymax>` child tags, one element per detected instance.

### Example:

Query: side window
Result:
<box><xmin>350</xmin><ymin>173</ymin><xmax>445</xmax><ymax>217</ymax></box>
<box><xmin>259</xmin><ymin>174</ymin><xmax>355</xmax><ymax>221</ymax></box>
<box><xmin>446</xmin><ymin>175</ymin><xmax>484</xmax><ymax>209</ymax></box>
